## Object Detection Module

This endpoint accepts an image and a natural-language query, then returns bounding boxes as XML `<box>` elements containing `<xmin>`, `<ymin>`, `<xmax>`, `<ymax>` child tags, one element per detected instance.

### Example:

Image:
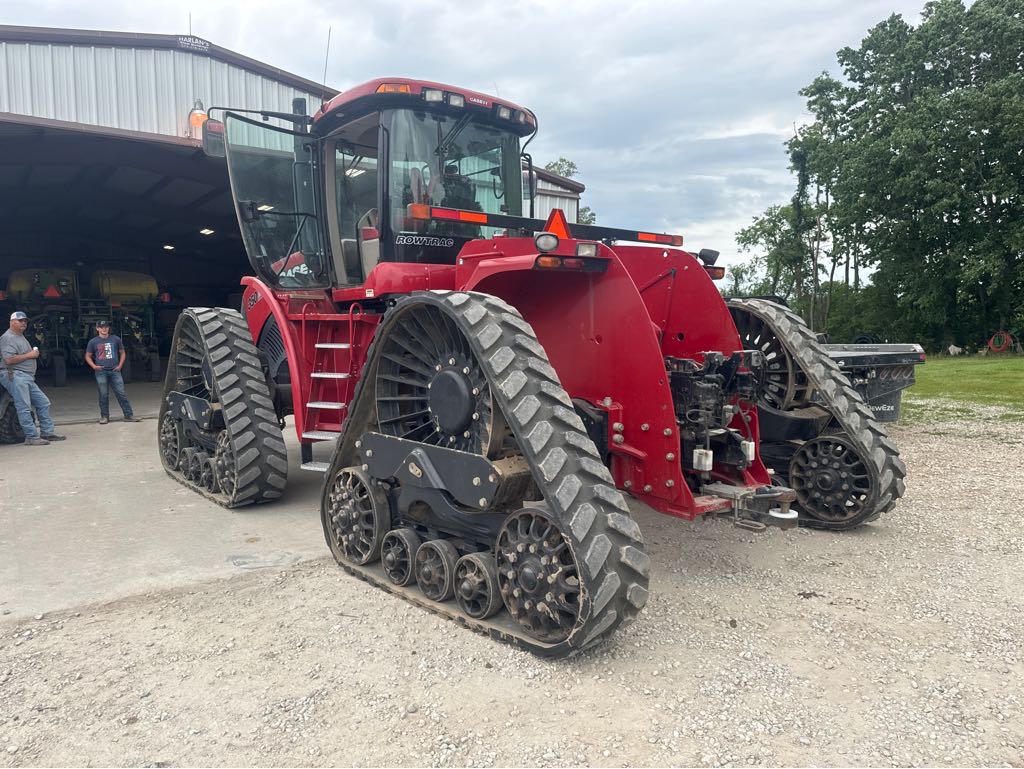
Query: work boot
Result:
<box><xmin>41</xmin><ymin>434</ymin><xmax>66</xmax><ymax>441</ymax></box>
<box><xmin>123</xmin><ymin>416</ymin><xmax>142</xmax><ymax>422</ymax></box>
<box><xmin>99</xmin><ymin>416</ymin><xmax>109</xmax><ymax>425</ymax></box>
<box><xmin>24</xmin><ymin>437</ymin><xmax>49</xmax><ymax>446</ymax></box>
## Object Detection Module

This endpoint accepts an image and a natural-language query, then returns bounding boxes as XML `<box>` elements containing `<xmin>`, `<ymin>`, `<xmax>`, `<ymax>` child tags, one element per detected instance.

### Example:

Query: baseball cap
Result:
<box><xmin>10</xmin><ymin>311</ymin><xmax>27</xmax><ymax>321</ymax></box>
<box><xmin>96</xmin><ymin>319</ymin><xmax>111</xmax><ymax>327</ymax></box>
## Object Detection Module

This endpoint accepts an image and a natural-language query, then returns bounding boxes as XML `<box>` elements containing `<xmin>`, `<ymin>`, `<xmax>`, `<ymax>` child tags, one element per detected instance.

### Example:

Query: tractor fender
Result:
<box><xmin>454</xmin><ymin>240</ymin><xmax>695</xmax><ymax>515</ymax></box>
<box><xmin>240</xmin><ymin>277</ymin><xmax>320</xmax><ymax>441</ymax></box>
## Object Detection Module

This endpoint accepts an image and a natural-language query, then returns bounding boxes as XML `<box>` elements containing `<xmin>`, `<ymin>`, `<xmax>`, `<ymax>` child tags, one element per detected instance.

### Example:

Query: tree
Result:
<box><xmin>735</xmin><ymin>0</ymin><xmax>1024</xmax><ymax>348</ymax></box>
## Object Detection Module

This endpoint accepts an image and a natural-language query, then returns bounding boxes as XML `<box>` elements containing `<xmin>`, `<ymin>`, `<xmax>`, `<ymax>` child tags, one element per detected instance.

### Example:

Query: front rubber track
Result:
<box><xmin>727</xmin><ymin>298</ymin><xmax>906</xmax><ymax>530</ymax></box>
<box><xmin>160</xmin><ymin>307</ymin><xmax>288</xmax><ymax>508</ymax></box>
<box><xmin>324</xmin><ymin>290</ymin><xmax>651</xmax><ymax>657</ymax></box>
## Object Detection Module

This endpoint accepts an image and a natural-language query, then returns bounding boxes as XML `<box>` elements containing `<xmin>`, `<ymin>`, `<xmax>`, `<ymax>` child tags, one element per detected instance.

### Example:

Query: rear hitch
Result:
<box><xmin>702</xmin><ymin>482</ymin><xmax>799</xmax><ymax>531</ymax></box>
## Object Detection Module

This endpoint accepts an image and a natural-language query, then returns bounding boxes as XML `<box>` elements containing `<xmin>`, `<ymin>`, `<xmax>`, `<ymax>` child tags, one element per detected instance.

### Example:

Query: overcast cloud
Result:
<box><xmin>5</xmin><ymin>0</ymin><xmax>928</xmax><ymax>264</ymax></box>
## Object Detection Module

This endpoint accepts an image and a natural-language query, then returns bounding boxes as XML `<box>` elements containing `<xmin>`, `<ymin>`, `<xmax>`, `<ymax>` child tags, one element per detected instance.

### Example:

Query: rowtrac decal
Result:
<box><xmin>395</xmin><ymin>235</ymin><xmax>455</xmax><ymax>248</ymax></box>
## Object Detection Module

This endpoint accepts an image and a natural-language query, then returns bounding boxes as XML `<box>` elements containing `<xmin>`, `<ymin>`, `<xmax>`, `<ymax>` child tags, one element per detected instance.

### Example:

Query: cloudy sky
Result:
<box><xmin>6</xmin><ymin>0</ymin><xmax>928</xmax><ymax>265</ymax></box>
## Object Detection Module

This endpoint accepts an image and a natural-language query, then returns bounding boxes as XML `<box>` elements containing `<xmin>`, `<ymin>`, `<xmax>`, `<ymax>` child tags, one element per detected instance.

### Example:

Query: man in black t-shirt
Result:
<box><xmin>85</xmin><ymin>321</ymin><xmax>141</xmax><ymax>425</ymax></box>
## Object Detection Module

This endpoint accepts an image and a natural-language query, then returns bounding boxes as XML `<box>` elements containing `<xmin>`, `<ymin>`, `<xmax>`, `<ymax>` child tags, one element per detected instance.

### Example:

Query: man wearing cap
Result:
<box><xmin>0</xmin><ymin>311</ymin><xmax>66</xmax><ymax>445</ymax></box>
<box><xmin>85</xmin><ymin>321</ymin><xmax>141</xmax><ymax>425</ymax></box>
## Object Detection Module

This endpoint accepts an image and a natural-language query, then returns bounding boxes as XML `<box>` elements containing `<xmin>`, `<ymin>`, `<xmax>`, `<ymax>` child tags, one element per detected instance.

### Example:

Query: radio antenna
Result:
<box><xmin>320</xmin><ymin>27</ymin><xmax>332</xmax><ymax>111</ymax></box>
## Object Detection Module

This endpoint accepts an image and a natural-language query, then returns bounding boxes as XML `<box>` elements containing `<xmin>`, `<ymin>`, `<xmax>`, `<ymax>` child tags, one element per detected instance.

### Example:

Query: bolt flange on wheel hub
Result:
<box><xmin>496</xmin><ymin>507</ymin><xmax>582</xmax><ymax>643</ymax></box>
<box><xmin>790</xmin><ymin>434</ymin><xmax>873</xmax><ymax>523</ymax></box>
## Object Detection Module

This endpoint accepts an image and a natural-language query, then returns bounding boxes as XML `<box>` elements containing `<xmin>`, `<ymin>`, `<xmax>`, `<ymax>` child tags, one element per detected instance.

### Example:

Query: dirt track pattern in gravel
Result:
<box><xmin>1</xmin><ymin>401</ymin><xmax>1022</xmax><ymax>767</ymax></box>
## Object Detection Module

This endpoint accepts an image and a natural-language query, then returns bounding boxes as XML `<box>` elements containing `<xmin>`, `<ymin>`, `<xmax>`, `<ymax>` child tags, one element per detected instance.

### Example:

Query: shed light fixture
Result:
<box><xmin>199</xmin><ymin>228</ymin><xmax>215</xmax><ymax>236</ymax></box>
<box><xmin>257</xmin><ymin>204</ymin><xmax>275</xmax><ymax>212</ymax></box>
<box><xmin>345</xmin><ymin>168</ymin><xmax>365</xmax><ymax>177</ymax></box>
<box><xmin>163</xmin><ymin>244</ymin><xmax>175</xmax><ymax>251</ymax></box>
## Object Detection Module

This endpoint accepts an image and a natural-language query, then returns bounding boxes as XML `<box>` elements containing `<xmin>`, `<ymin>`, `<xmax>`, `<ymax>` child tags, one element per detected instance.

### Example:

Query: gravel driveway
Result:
<box><xmin>1</xmin><ymin>400</ymin><xmax>1021</xmax><ymax>767</ymax></box>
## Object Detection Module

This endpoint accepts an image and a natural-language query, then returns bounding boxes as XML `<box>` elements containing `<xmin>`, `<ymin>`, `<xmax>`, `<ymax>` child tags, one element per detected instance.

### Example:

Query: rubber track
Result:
<box><xmin>322</xmin><ymin>290</ymin><xmax>651</xmax><ymax>657</ymax></box>
<box><xmin>727</xmin><ymin>298</ymin><xmax>906</xmax><ymax>530</ymax></box>
<box><xmin>0</xmin><ymin>397</ymin><xmax>24</xmax><ymax>444</ymax></box>
<box><xmin>160</xmin><ymin>307</ymin><xmax>288</xmax><ymax>509</ymax></box>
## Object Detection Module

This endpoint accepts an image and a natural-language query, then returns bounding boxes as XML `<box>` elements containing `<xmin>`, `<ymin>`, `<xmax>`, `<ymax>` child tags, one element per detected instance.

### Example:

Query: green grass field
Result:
<box><xmin>900</xmin><ymin>355</ymin><xmax>1024</xmax><ymax>423</ymax></box>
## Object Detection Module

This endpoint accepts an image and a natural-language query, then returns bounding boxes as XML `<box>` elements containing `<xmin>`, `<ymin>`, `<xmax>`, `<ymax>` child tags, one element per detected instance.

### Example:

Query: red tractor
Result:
<box><xmin>160</xmin><ymin>78</ymin><xmax>905</xmax><ymax>657</ymax></box>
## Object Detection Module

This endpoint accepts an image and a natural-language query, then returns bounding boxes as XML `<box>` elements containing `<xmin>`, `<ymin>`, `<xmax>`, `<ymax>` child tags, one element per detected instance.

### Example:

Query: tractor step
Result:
<box><xmin>311</xmin><ymin>372</ymin><xmax>350</xmax><ymax>379</ymax></box>
<box><xmin>301</xmin><ymin>461</ymin><xmax>330</xmax><ymax>473</ymax></box>
<box><xmin>315</xmin><ymin>342</ymin><xmax>351</xmax><ymax>350</ymax></box>
<box><xmin>307</xmin><ymin>401</ymin><xmax>347</xmax><ymax>409</ymax></box>
<box><xmin>302</xmin><ymin>430</ymin><xmax>341</xmax><ymax>441</ymax></box>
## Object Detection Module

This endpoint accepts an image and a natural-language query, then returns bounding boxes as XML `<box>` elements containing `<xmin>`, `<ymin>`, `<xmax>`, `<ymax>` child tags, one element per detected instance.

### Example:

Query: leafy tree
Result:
<box><xmin>736</xmin><ymin>0</ymin><xmax>1024</xmax><ymax>348</ymax></box>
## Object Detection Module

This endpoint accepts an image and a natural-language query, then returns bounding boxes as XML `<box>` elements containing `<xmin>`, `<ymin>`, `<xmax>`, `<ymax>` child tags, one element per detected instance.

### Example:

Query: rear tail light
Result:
<box><xmin>705</xmin><ymin>266</ymin><xmax>726</xmax><ymax>280</ymax></box>
<box><xmin>533</xmin><ymin>256</ymin><xmax>608</xmax><ymax>273</ymax></box>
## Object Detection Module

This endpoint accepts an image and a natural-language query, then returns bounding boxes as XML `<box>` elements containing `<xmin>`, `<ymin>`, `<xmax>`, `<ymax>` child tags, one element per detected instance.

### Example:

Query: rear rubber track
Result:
<box><xmin>159</xmin><ymin>307</ymin><xmax>288</xmax><ymax>509</ymax></box>
<box><xmin>727</xmin><ymin>298</ymin><xmax>906</xmax><ymax>530</ymax></box>
<box><xmin>324</xmin><ymin>290</ymin><xmax>650</xmax><ymax>657</ymax></box>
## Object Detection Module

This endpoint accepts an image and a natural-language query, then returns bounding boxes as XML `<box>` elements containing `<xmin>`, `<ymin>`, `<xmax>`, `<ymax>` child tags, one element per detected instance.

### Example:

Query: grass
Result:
<box><xmin>909</xmin><ymin>355</ymin><xmax>1024</xmax><ymax>405</ymax></box>
<box><xmin>899</xmin><ymin>355</ymin><xmax>1024</xmax><ymax>425</ymax></box>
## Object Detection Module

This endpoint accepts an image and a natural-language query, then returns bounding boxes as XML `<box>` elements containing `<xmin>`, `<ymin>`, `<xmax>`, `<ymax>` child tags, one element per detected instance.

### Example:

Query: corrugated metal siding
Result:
<box><xmin>0</xmin><ymin>40</ymin><xmax>323</xmax><ymax>138</ymax></box>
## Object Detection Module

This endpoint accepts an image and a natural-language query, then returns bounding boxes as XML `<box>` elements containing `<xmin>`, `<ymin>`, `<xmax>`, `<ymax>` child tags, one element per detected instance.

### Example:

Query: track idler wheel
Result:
<box><xmin>496</xmin><ymin>506</ymin><xmax>582</xmax><ymax>643</ymax></box>
<box><xmin>790</xmin><ymin>433</ymin><xmax>874</xmax><ymax>525</ymax></box>
<box><xmin>415</xmin><ymin>540</ymin><xmax>459</xmax><ymax>602</ymax></box>
<box><xmin>158</xmin><ymin>411</ymin><xmax>182</xmax><ymax>469</ymax></box>
<box><xmin>324</xmin><ymin>467</ymin><xmax>390</xmax><ymax>566</ymax></box>
<box><xmin>381</xmin><ymin>529</ymin><xmax>421</xmax><ymax>586</ymax></box>
<box><xmin>455</xmin><ymin>553</ymin><xmax>503</xmax><ymax>620</ymax></box>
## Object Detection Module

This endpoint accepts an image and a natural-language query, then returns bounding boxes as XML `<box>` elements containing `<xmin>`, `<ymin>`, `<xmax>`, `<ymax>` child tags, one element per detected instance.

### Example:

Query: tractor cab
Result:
<box><xmin>208</xmin><ymin>79</ymin><xmax>535</xmax><ymax>292</ymax></box>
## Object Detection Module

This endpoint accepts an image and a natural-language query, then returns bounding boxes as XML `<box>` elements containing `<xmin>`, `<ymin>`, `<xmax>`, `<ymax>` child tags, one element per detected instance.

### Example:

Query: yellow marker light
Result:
<box><xmin>535</xmin><ymin>256</ymin><xmax>562</xmax><ymax>269</ymax></box>
<box><xmin>376</xmin><ymin>83</ymin><xmax>412</xmax><ymax>94</ymax></box>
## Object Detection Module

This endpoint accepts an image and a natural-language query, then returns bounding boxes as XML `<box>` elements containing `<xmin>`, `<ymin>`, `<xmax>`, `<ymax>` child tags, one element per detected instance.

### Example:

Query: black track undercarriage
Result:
<box><xmin>320</xmin><ymin>291</ymin><xmax>650</xmax><ymax>657</ymax></box>
<box><xmin>727</xmin><ymin>298</ymin><xmax>907</xmax><ymax>530</ymax></box>
<box><xmin>158</xmin><ymin>308</ymin><xmax>288</xmax><ymax>507</ymax></box>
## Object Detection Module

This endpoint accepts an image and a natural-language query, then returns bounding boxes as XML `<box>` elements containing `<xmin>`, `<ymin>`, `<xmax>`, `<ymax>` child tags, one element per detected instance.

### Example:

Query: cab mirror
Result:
<box><xmin>202</xmin><ymin>119</ymin><xmax>226</xmax><ymax>158</ymax></box>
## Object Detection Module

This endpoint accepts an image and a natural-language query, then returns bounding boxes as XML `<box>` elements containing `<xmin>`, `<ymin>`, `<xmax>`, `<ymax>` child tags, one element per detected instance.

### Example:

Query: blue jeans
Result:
<box><xmin>1</xmin><ymin>370</ymin><xmax>55</xmax><ymax>439</ymax></box>
<box><xmin>95</xmin><ymin>369</ymin><xmax>134</xmax><ymax>418</ymax></box>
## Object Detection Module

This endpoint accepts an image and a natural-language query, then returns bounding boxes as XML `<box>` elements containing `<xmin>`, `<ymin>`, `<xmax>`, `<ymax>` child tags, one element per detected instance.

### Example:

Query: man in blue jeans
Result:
<box><xmin>0</xmin><ymin>311</ymin><xmax>66</xmax><ymax>445</ymax></box>
<box><xmin>85</xmin><ymin>320</ymin><xmax>142</xmax><ymax>425</ymax></box>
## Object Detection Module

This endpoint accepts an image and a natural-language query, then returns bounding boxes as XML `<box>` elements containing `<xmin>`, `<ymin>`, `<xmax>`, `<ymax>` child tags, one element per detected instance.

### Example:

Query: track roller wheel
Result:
<box><xmin>158</xmin><ymin>307</ymin><xmax>287</xmax><ymax>507</ymax></box>
<box><xmin>178</xmin><ymin>447</ymin><xmax>196</xmax><ymax>477</ymax></box>
<box><xmin>497</xmin><ymin>506</ymin><xmax>582</xmax><ymax>643</ymax></box>
<box><xmin>201</xmin><ymin>455</ymin><xmax>218</xmax><ymax>492</ymax></box>
<box><xmin>381</xmin><ymin>529</ymin><xmax>420</xmax><ymax>586</ymax></box>
<box><xmin>455</xmin><ymin>552</ymin><xmax>503</xmax><ymax>620</ymax></box>
<box><xmin>324</xmin><ymin>467</ymin><xmax>390</xmax><ymax>566</ymax></box>
<box><xmin>790</xmin><ymin>433</ymin><xmax>874</xmax><ymax>527</ymax></box>
<box><xmin>415</xmin><ymin>540</ymin><xmax>458</xmax><ymax>602</ymax></box>
<box><xmin>189</xmin><ymin>451</ymin><xmax>208</xmax><ymax>484</ymax></box>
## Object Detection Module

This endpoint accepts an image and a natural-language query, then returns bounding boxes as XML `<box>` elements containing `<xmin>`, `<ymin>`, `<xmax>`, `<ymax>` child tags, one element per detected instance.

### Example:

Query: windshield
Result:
<box><xmin>387</xmin><ymin>109</ymin><xmax>522</xmax><ymax>263</ymax></box>
<box><xmin>223</xmin><ymin>113</ymin><xmax>328</xmax><ymax>289</ymax></box>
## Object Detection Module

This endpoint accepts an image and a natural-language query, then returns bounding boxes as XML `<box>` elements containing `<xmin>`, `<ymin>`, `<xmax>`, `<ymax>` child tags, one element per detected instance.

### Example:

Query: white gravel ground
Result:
<box><xmin>1</xmin><ymin>400</ymin><xmax>1021</xmax><ymax>767</ymax></box>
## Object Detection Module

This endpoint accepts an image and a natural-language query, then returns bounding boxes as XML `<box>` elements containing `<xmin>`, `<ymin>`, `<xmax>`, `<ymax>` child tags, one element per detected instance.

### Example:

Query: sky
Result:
<box><xmin>5</xmin><ymin>0</ymin><xmax>931</xmax><ymax>266</ymax></box>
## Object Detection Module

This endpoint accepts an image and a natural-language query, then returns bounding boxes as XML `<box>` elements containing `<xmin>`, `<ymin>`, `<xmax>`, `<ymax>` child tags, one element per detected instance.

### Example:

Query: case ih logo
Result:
<box><xmin>246</xmin><ymin>291</ymin><xmax>261</xmax><ymax>310</ymax></box>
<box><xmin>467</xmin><ymin>96</ymin><xmax>488</xmax><ymax>106</ymax></box>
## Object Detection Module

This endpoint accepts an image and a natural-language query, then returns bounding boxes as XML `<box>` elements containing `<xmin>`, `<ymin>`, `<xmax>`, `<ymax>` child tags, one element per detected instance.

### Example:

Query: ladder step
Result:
<box><xmin>307</xmin><ymin>401</ymin><xmax>347</xmax><ymax>410</ymax></box>
<box><xmin>315</xmin><ymin>342</ymin><xmax>352</xmax><ymax>349</ymax></box>
<box><xmin>300</xmin><ymin>461</ymin><xmax>330</xmax><ymax>473</ymax></box>
<box><xmin>302</xmin><ymin>430</ymin><xmax>342</xmax><ymax>441</ymax></box>
<box><xmin>311</xmin><ymin>372</ymin><xmax>350</xmax><ymax>379</ymax></box>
